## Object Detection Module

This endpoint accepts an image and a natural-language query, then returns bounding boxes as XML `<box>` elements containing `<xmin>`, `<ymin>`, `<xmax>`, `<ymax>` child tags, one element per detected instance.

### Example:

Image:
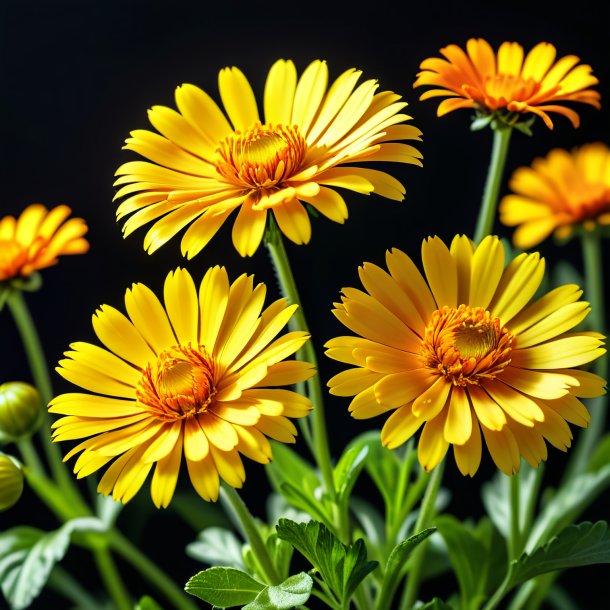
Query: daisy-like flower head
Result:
<box><xmin>325</xmin><ymin>235</ymin><xmax>606</xmax><ymax>476</ymax></box>
<box><xmin>50</xmin><ymin>267</ymin><xmax>314</xmax><ymax>507</ymax></box>
<box><xmin>0</xmin><ymin>204</ymin><xmax>89</xmax><ymax>282</ymax></box>
<box><xmin>500</xmin><ymin>142</ymin><xmax>610</xmax><ymax>249</ymax></box>
<box><xmin>114</xmin><ymin>59</ymin><xmax>422</xmax><ymax>258</ymax></box>
<box><xmin>413</xmin><ymin>38</ymin><xmax>600</xmax><ymax>129</ymax></box>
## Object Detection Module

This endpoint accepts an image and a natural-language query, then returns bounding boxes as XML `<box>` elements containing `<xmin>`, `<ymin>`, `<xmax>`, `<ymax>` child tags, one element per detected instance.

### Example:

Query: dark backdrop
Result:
<box><xmin>1</xmin><ymin>1</ymin><xmax>610</xmax><ymax>608</ymax></box>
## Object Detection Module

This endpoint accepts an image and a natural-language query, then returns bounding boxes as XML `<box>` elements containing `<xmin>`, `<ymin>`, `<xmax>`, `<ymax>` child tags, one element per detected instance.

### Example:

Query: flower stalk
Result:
<box><xmin>264</xmin><ymin>221</ymin><xmax>337</xmax><ymax>503</ymax></box>
<box><xmin>6</xmin><ymin>289</ymin><xmax>86</xmax><ymax>510</ymax></box>
<box><xmin>399</xmin><ymin>460</ymin><xmax>445</xmax><ymax>610</ymax></box>
<box><xmin>474</xmin><ymin>124</ymin><xmax>513</xmax><ymax>243</ymax></box>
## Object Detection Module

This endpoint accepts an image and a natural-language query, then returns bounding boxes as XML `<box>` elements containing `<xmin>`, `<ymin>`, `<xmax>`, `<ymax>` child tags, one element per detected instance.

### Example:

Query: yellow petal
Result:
<box><xmin>150</xmin><ymin>432</ymin><xmax>183</xmax><ymax>508</ymax></box>
<box><xmin>418</xmin><ymin>411</ymin><xmax>450</xmax><ymax>472</ymax></box>
<box><xmin>218</xmin><ymin>66</ymin><xmax>259</xmax><ymax>132</ymax></box>
<box><xmin>422</xmin><ymin>236</ymin><xmax>457</xmax><ymax>308</ymax></box>
<box><xmin>381</xmin><ymin>404</ymin><xmax>424</xmax><ymax>449</ymax></box>
<box><xmin>264</xmin><ymin>59</ymin><xmax>297</xmax><ymax>125</ymax></box>
<box><xmin>444</xmin><ymin>388</ymin><xmax>472</xmax><ymax>445</ymax></box>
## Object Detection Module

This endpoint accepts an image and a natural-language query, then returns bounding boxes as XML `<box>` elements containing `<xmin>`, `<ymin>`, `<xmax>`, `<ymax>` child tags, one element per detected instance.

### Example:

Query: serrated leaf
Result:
<box><xmin>0</xmin><ymin>517</ymin><xmax>106</xmax><ymax>610</ymax></box>
<box><xmin>276</xmin><ymin>518</ymin><xmax>377</xmax><ymax>605</ymax></box>
<box><xmin>333</xmin><ymin>444</ymin><xmax>368</xmax><ymax>505</ymax></box>
<box><xmin>134</xmin><ymin>596</ymin><xmax>165</xmax><ymax>610</ymax></box>
<box><xmin>185</xmin><ymin>566</ymin><xmax>265</xmax><ymax>607</ymax></box>
<box><xmin>243</xmin><ymin>572</ymin><xmax>312</xmax><ymax>609</ymax></box>
<box><xmin>375</xmin><ymin>528</ymin><xmax>436</xmax><ymax>610</ymax></box>
<box><xmin>527</xmin><ymin>464</ymin><xmax>610</xmax><ymax>551</ymax></box>
<box><xmin>511</xmin><ymin>521</ymin><xmax>610</xmax><ymax>587</ymax></box>
<box><xmin>186</xmin><ymin>527</ymin><xmax>245</xmax><ymax>570</ymax></box>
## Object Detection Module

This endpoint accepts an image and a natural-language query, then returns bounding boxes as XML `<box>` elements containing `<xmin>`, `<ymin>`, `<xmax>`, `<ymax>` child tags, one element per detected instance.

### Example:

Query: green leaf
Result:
<box><xmin>243</xmin><ymin>572</ymin><xmax>312</xmax><ymax>609</ymax></box>
<box><xmin>510</xmin><ymin>521</ymin><xmax>610</xmax><ymax>588</ymax></box>
<box><xmin>333</xmin><ymin>444</ymin><xmax>368</xmax><ymax>505</ymax></box>
<box><xmin>470</xmin><ymin>115</ymin><xmax>493</xmax><ymax>131</ymax></box>
<box><xmin>276</xmin><ymin>518</ymin><xmax>377</xmax><ymax>605</ymax></box>
<box><xmin>345</xmin><ymin>431</ymin><xmax>401</xmax><ymax>510</ymax></box>
<box><xmin>419</xmin><ymin>598</ymin><xmax>456</xmax><ymax>610</ymax></box>
<box><xmin>266</xmin><ymin>444</ymin><xmax>331</xmax><ymax>524</ymax></box>
<box><xmin>527</xmin><ymin>464</ymin><xmax>610</xmax><ymax>551</ymax></box>
<box><xmin>134</xmin><ymin>596</ymin><xmax>165</xmax><ymax>610</ymax></box>
<box><xmin>186</xmin><ymin>527</ymin><xmax>246</xmax><ymax>570</ymax></box>
<box><xmin>184</xmin><ymin>566</ymin><xmax>265</xmax><ymax>607</ymax></box>
<box><xmin>0</xmin><ymin>517</ymin><xmax>105</xmax><ymax>610</ymax></box>
<box><xmin>435</xmin><ymin>516</ymin><xmax>489</xmax><ymax>610</ymax></box>
<box><xmin>376</xmin><ymin>528</ymin><xmax>436</xmax><ymax>610</ymax></box>
<box><xmin>587</xmin><ymin>433</ymin><xmax>610</xmax><ymax>472</ymax></box>
<box><xmin>350</xmin><ymin>496</ymin><xmax>385</xmax><ymax>551</ymax></box>
<box><xmin>266</xmin><ymin>532</ymin><xmax>294</xmax><ymax>581</ymax></box>
<box><xmin>482</xmin><ymin>466</ymin><xmax>538</xmax><ymax>540</ymax></box>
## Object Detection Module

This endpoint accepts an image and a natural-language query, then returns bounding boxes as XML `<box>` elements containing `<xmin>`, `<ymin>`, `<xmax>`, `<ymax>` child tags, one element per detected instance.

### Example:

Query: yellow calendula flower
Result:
<box><xmin>500</xmin><ymin>142</ymin><xmax>610</xmax><ymax>249</ymax></box>
<box><xmin>50</xmin><ymin>267</ymin><xmax>314</xmax><ymax>507</ymax></box>
<box><xmin>325</xmin><ymin>235</ymin><xmax>606</xmax><ymax>476</ymax></box>
<box><xmin>413</xmin><ymin>38</ymin><xmax>600</xmax><ymax>128</ymax></box>
<box><xmin>0</xmin><ymin>204</ymin><xmax>89</xmax><ymax>281</ymax></box>
<box><xmin>114</xmin><ymin>59</ymin><xmax>422</xmax><ymax>258</ymax></box>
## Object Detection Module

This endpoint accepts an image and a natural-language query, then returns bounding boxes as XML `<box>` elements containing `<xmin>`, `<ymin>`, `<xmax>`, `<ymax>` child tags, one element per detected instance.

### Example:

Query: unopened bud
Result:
<box><xmin>0</xmin><ymin>454</ymin><xmax>24</xmax><ymax>511</ymax></box>
<box><xmin>0</xmin><ymin>382</ymin><xmax>43</xmax><ymax>441</ymax></box>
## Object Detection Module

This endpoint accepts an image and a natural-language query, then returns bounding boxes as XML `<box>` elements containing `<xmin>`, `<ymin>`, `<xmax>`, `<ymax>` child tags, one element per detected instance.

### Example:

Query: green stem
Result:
<box><xmin>93</xmin><ymin>546</ymin><xmax>132</xmax><ymax>610</ymax></box>
<box><xmin>6</xmin><ymin>290</ymin><xmax>87</xmax><ymax>509</ymax></box>
<box><xmin>508</xmin><ymin>473</ymin><xmax>522</xmax><ymax>562</ymax></box>
<box><xmin>522</xmin><ymin>464</ymin><xmax>544</xmax><ymax>542</ymax></box>
<box><xmin>473</xmin><ymin>125</ymin><xmax>513</xmax><ymax>243</ymax></box>
<box><xmin>108</xmin><ymin>528</ymin><xmax>199</xmax><ymax>610</ymax></box>
<box><xmin>482</xmin><ymin>565</ymin><xmax>515</xmax><ymax>610</ymax></box>
<box><xmin>16</xmin><ymin>438</ymin><xmax>45</xmax><ymax>477</ymax></box>
<box><xmin>47</xmin><ymin>565</ymin><xmax>107</xmax><ymax>610</ymax></box>
<box><xmin>220</xmin><ymin>483</ymin><xmax>282</xmax><ymax>585</ymax></box>
<box><xmin>264</xmin><ymin>224</ymin><xmax>337</xmax><ymax>505</ymax></box>
<box><xmin>564</xmin><ymin>229</ymin><xmax>607</xmax><ymax>479</ymax></box>
<box><xmin>22</xmin><ymin>467</ymin><xmax>85</xmax><ymax>522</ymax></box>
<box><xmin>399</xmin><ymin>460</ymin><xmax>446</xmax><ymax>610</ymax></box>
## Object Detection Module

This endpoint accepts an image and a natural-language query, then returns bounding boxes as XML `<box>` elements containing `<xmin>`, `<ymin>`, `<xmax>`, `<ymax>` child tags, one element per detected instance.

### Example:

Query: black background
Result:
<box><xmin>1</xmin><ymin>1</ymin><xmax>610</xmax><ymax>608</ymax></box>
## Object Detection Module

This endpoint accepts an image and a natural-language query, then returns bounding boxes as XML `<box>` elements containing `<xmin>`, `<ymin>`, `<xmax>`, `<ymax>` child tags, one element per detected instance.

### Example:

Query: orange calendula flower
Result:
<box><xmin>50</xmin><ymin>267</ymin><xmax>314</xmax><ymax>507</ymax></box>
<box><xmin>413</xmin><ymin>38</ymin><xmax>600</xmax><ymax>129</ymax></box>
<box><xmin>500</xmin><ymin>142</ymin><xmax>610</xmax><ymax>249</ymax></box>
<box><xmin>325</xmin><ymin>236</ymin><xmax>606</xmax><ymax>476</ymax></box>
<box><xmin>114</xmin><ymin>59</ymin><xmax>422</xmax><ymax>258</ymax></box>
<box><xmin>0</xmin><ymin>204</ymin><xmax>89</xmax><ymax>281</ymax></box>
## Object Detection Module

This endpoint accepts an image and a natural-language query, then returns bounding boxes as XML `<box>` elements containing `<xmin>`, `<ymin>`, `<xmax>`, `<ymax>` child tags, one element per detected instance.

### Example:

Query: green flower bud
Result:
<box><xmin>0</xmin><ymin>454</ymin><xmax>24</xmax><ymax>511</ymax></box>
<box><xmin>0</xmin><ymin>382</ymin><xmax>43</xmax><ymax>441</ymax></box>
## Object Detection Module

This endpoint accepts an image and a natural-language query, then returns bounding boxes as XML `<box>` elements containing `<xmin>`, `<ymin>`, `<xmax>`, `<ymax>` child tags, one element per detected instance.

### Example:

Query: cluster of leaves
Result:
<box><xmin>180</xmin><ymin>431</ymin><xmax>610</xmax><ymax>610</ymax></box>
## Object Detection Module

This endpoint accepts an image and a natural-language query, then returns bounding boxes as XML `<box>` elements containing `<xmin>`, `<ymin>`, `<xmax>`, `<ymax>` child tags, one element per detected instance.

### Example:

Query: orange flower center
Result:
<box><xmin>484</xmin><ymin>74</ymin><xmax>540</xmax><ymax>104</ymax></box>
<box><xmin>136</xmin><ymin>345</ymin><xmax>216</xmax><ymax>420</ymax></box>
<box><xmin>214</xmin><ymin>123</ymin><xmax>306</xmax><ymax>189</ymax></box>
<box><xmin>420</xmin><ymin>305</ymin><xmax>513</xmax><ymax>386</ymax></box>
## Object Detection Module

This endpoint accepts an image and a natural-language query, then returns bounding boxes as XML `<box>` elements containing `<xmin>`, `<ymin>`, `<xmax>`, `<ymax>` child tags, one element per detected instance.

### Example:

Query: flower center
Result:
<box><xmin>136</xmin><ymin>345</ymin><xmax>216</xmax><ymax>420</ymax></box>
<box><xmin>480</xmin><ymin>74</ymin><xmax>540</xmax><ymax>107</ymax></box>
<box><xmin>214</xmin><ymin>123</ymin><xmax>306</xmax><ymax>189</ymax></box>
<box><xmin>420</xmin><ymin>305</ymin><xmax>513</xmax><ymax>386</ymax></box>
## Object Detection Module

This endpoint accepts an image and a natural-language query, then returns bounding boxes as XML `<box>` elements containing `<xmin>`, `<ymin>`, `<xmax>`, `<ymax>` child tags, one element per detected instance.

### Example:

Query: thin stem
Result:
<box><xmin>47</xmin><ymin>565</ymin><xmax>107</xmax><ymax>610</ymax></box>
<box><xmin>6</xmin><ymin>290</ymin><xmax>86</xmax><ymax>509</ymax></box>
<box><xmin>220</xmin><ymin>483</ymin><xmax>282</xmax><ymax>585</ymax></box>
<box><xmin>16</xmin><ymin>438</ymin><xmax>45</xmax><ymax>477</ymax></box>
<box><xmin>264</xmin><ymin>225</ymin><xmax>337</xmax><ymax>503</ymax></box>
<box><xmin>522</xmin><ymin>464</ymin><xmax>544</xmax><ymax>542</ymax></box>
<box><xmin>482</xmin><ymin>565</ymin><xmax>515</xmax><ymax>610</ymax></box>
<box><xmin>93</xmin><ymin>546</ymin><xmax>132</xmax><ymax>610</ymax></box>
<box><xmin>108</xmin><ymin>528</ymin><xmax>199</xmax><ymax>610</ymax></box>
<box><xmin>508</xmin><ymin>474</ymin><xmax>522</xmax><ymax>562</ymax></box>
<box><xmin>473</xmin><ymin>125</ymin><xmax>513</xmax><ymax>243</ymax></box>
<box><xmin>564</xmin><ymin>229</ymin><xmax>607</xmax><ymax>479</ymax></box>
<box><xmin>399</xmin><ymin>460</ymin><xmax>446</xmax><ymax>610</ymax></box>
